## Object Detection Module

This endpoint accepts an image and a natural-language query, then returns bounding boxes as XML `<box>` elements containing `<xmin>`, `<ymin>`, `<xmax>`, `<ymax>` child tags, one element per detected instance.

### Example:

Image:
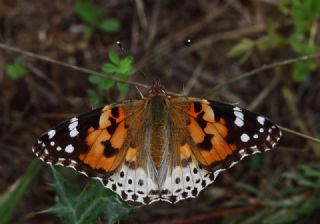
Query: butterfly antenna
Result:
<box><xmin>116</xmin><ymin>41</ymin><xmax>127</xmax><ymax>56</ymax></box>
<box><xmin>116</xmin><ymin>41</ymin><xmax>153</xmax><ymax>87</ymax></box>
<box><xmin>135</xmin><ymin>86</ymin><xmax>145</xmax><ymax>98</ymax></box>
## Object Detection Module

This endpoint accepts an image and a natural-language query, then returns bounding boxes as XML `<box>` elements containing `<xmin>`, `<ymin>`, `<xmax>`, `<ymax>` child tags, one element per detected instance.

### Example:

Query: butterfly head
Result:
<box><xmin>148</xmin><ymin>81</ymin><xmax>167</xmax><ymax>97</ymax></box>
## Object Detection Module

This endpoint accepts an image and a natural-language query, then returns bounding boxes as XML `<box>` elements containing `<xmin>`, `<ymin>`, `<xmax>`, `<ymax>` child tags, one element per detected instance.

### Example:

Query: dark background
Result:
<box><xmin>0</xmin><ymin>0</ymin><xmax>320</xmax><ymax>223</ymax></box>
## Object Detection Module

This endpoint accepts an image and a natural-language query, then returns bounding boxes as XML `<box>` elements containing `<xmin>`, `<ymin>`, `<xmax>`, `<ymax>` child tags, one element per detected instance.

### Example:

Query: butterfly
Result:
<box><xmin>32</xmin><ymin>81</ymin><xmax>281</xmax><ymax>205</ymax></box>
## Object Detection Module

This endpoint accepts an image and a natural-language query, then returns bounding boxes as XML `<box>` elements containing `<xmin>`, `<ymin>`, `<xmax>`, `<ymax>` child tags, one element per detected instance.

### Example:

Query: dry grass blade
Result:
<box><xmin>202</xmin><ymin>54</ymin><xmax>320</xmax><ymax>97</ymax></box>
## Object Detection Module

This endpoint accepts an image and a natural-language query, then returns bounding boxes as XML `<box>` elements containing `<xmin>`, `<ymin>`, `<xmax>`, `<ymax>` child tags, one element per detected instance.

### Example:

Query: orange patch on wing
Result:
<box><xmin>95</xmin><ymin>156</ymin><xmax>118</xmax><ymax>172</ymax></box>
<box><xmin>86</xmin><ymin>129</ymin><xmax>106</xmax><ymax>146</ymax></box>
<box><xmin>205</xmin><ymin>123</ymin><xmax>228</xmax><ymax>138</ymax></box>
<box><xmin>219</xmin><ymin>118</ymin><xmax>226</xmax><ymax>125</ymax></box>
<box><xmin>116</xmin><ymin>107</ymin><xmax>126</xmax><ymax>121</ymax></box>
<box><xmin>188</xmin><ymin>118</ymin><xmax>205</xmax><ymax>143</ymax></box>
<box><xmin>79</xmin><ymin>130</ymin><xmax>110</xmax><ymax>168</ymax></box>
<box><xmin>179</xmin><ymin>144</ymin><xmax>192</xmax><ymax>160</ymax></box>
<box><xmin>200</xmin><ymin>149</ymin><xmax>221</xmax><ymax>165</ymax></box>
<box><xmin>99</xmin><ymin>107</ymin><xmax>126</xmax><ymax>129</ymax></box>
<box><xmin>110</xmin><ymin>121</ymin><xmax>127</xmax><ymax>148</ymax></box>
<box><xmin>188</xmin><ymin>103</ymin><xmax>200</xmax><ymax>117</ymax></box>
<box><xmin>99</xmin><ymin>111</ymin><xmax>112</xmax><ymax>129</ymax></box>
<box><xmin>88</xmin><ymin>127</ymin><xmax>95</xmax><ymax>133</ymax></box>
<box><xmin>199</xmin><ymin>122</ymin><xmax>235</xmax><ymax>165</ymax></box>
<box><xmin>125</xmin><ymin>147</ymin><xmax>137</xmax><ymax>161</ymax></box>
<box><xmin>212</xmin><ymin>137</ymin><xmax>231</xmax><ymax>160</ymax></box>
<box><xmin>230</xmin><ymin>144</ymin><xmax>237</xmax><ymax>151</ymax></box>
<box><xmin>202</xmin><ymin>104</ymin><xmax>215</xmax><ymax>122</ymax></box>
<box><xmin>200</xmin><ymin>138</ymin><xmax>236</xmax><ymax>166</ymax></box>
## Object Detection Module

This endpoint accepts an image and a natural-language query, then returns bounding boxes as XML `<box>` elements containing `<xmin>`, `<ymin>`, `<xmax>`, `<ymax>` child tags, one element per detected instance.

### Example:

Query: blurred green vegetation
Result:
<box><xmin>228</xmin><ymin>0</ymin><xmax>320</xmax><ymax>81</ymax></box>
<box><xmin>74</xmin><ymin>0</ymin><xmax>121</xmax><ymax>39</ymax></box>
<box><xmin>87</xmin><ymin>51</ymin><xmax>135</xmax><ymax>107</ymax></box>
<box><xmin>43</xmin><ymin>167</ymin><xmax>134</xmax><ymax>224</ymax></box>
<box><xmin>228</xmin><ymin>164</ymin><xmax>320</xmax><ymax>224</ymax></box>
<box><xmin>5</xmin><ymin>60</ymin><xmax>27</xmax><ymax>80</ymax></box>
<box><xmin>0</xmin><ymin>160</ymin><xmax>42</xmax><ymax>224</ymax></box>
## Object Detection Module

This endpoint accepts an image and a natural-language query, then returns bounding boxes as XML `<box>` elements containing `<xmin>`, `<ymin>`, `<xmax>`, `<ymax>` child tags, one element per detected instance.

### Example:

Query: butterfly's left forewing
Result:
<box><xmin>33</xmin><ymin>103</ymin><xmax>130</xmax><ymax>178</ymax></box>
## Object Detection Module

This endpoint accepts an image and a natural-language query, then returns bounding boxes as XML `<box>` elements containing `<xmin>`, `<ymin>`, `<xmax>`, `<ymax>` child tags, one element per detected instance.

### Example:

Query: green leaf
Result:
<box><xmin>292</xmin><ymin>61</ymin><xmax>312</xmax><ymax>81</ymax></box>
<box><xmin>227</xmin><ymin>38</ymin><xmax>254</xmax><ymax>58</ymax></box>
<box><xmin>256</xmin><ymin>34</ymin><xmax>286</xmax><ymax>52</ymax></box>
<box><xmin>108</xmin><ymin>52</ymin><xmax>120</xmax><ymax>65</ymax></box>
<box><xmin>117</xmin><ymin>82</ymin><xmax>129</xmax><ymax>93</ymax></box>
<box><xmin>102</xmin><ymin>63</ymin><xmax>117</xmax><ymax>74</ymax></box>
<box><xmin>99</xmin><ymin>19</ymin><xmax>121</xmax><ymax>33</ymax></box>
<box><xmin>119</xmin><ymin>57</ymin><xmax>133</xmax><ymax>68</ymax></box>
<box><xmin>103</xmin><ymin>195</ymin><xmax>134</xmax><ymax>224</ymax></box>
<box><xmin>125</xmin><ymin>67</ymin><xmax>136</xmax><ymax>76</ymax></box>
<box><xmin>74</xmin><ymin>1</ymin><xmax>103</xmax><ymax>26</ymax></box>
<box><xmin>88</xmin><ymin>75</ymin><xmax>103</xmax><ymax>84</ymax></box>
<box><xmin>0</xmin><ymin>160</ymin><xmax>42</xmax><ymax>224</ymax></box>
<box><xmin>45</xmin><ymin>167</ymin><xmax>134</xmax><ymax>224</ymax></box>
<box><xmin>99</xmin><ymin>79</ymin><xmax>115</xmax><ymax>90</ymax></box>
<box><xmin>5</xmin><ymin>60</ymin><xmax>27</xmax><ymax>80</ymax></box>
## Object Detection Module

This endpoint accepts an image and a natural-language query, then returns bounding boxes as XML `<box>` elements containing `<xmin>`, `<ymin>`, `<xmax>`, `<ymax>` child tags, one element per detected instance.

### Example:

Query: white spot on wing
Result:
<box><xmin>257</xmin><ymin>116</ymin><xmax>265</xmax><ymax>125</ymax></box>
<box><xmin>68</xmin><ymin>120</ymin><xmax>79</xmax><ymax>138</ymax></box>
<box><xmin>253</xmin><ymin>134</ymin><xmax>258</xmax><ymax>139</ymax></box>
<box><xmin>70</xmin><ymin>117</ymin><xmax>78</xmax><ymax>122</ymax></box>
<box><xmin>234</xmin><ymin>110</ymin><xmax>244</xmax><ymax>119</ymax></box>
<box><xmin>233</xmin><ymin>106</ymin><xmax>241</xmax><ymax>112</ymax></box>
<box><xmin>240</xmin><ymin>133</ymin><xmax>250</xmax><ymax>142</ymax></box>
<box><xmin>65</xmin><ymin>144</ymin><xmax>74</xmax><ymax>153</ymax></box>
<box><xmin>68</xmin><ymin>121</ymin><xmax>78</xmax><ymax>130</ymax></box>
<box><xmin>266</xmin><ymin>135</ymin><xmax>271</xmax><ymax>141</ymax></box>
<box><xmin>57</xmin><ymin>146</ymin><xmax>62</xmax><ymax>151</ymax></box>
<box><xmin>50</xmin><ymin>141</ymin><xmax>55</xmax><ymax>146</ymax></box>
<box><xmin>48</xmin><ymin>130</ymin><xmax>56</xmax><ymax>139</ymax></box>
<box><xmin>235</xmin><ymin>117</ymin><xmax>244</xmax><ymax>127</ymax></box>
<box><xmin>70</xmin><ymin>129</ymin><xmax>79</xmax><ymax>137</ymax></box>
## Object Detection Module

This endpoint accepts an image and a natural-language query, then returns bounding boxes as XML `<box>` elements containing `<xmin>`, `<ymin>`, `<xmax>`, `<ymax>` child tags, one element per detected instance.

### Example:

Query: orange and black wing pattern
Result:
<box><xmin>186</xmin><ymin>99</ymin><xmax>281</xmax><ymax>171</ymax></box>
<box><xmin>32</xmin><ymin>103</ymin><xmax>129</xmax><ymax>179</ymax></box>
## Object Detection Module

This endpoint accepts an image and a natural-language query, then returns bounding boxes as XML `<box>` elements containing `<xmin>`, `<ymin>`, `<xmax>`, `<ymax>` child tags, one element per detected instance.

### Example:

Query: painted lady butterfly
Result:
<box><xmin>32</xmin><ymin>82</ymin><xmax>281</xmax><ymax>205</ymax></box>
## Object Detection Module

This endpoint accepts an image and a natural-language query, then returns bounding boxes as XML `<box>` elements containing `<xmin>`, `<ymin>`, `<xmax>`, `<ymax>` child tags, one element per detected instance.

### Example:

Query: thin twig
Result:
<box><xmin>282</xmin><ymin>87</ymin><xmax>320</xmax><ymax>152</ymax></box>
<box><xmin>202</xmin><ymin>53</ymin><xmax>320</xmax><ymax>97</ymax></box>
<box><xmin>0</xmin><ymin>42</ymin><xmax>150</xmax><ymax>89</ymax></box>
<box><xmin>145</xmin><ymin>0</ymin><xmax>160</xmax><ymax>49</ymax></box>
<box><xmin>135</xmin><ymin>0</ymin><xmax>148</xmax><ymax>30</ymax></box>
<box><xmin>278</xmin><ymin>126</ymin><xmax>320</xmax><ymax>144</ymax></box>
